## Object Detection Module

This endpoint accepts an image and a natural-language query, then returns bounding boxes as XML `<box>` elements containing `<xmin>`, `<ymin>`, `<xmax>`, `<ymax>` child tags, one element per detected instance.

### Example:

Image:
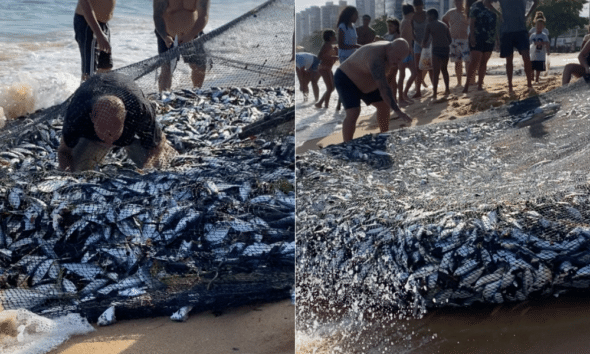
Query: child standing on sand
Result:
<box><xmin>315</xmin><ymin>30</ymin><xmax>339</xmax><ymax>109</ymax></box>
<box><xmin>422</xmin><ymin>8</ymin><xmax>451</xmax><ymax>101</ymax></box>
<box><xmin>383</xmin><ymin>18</ymin><xmax>401</xmax><ymax>41</ymax></box>
<box><xmin>530</xmin><ymin>15</ymin><xmax>550</xmax><ymax>83</ymax></box>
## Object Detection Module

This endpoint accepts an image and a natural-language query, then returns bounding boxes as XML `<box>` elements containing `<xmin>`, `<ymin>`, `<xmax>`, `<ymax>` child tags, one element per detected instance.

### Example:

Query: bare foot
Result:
<box><xmin>314</xmin><ymin>102</ymin><xmax>322</xmax><ymax>108</ymax></box>
<box><xmin>402</xmin><ymin>95</ymin><xmax>414</xmax><ymax>103</ymax></box>
<box><xmin>412</xmin><ymin>91</ymin><xmax>422</xmax><ymax>99</ymax></box>
<box><xmin>477</xmin><ymin>86</ymin><xmax>484</xmax><ymax>91</ymax></box>
<box><xmin>462</xmin><ymin>87</ymin><xmax>469</xmax><ymax>94</ymax></box>
<box><xmin>444</xmin><ymin>89</ymin><xmax>450</xmax><ymax>95</ymax></box>
<box><xmin>508</xmin><ymin>90</ymin><xmax>516</xmax><ymax>97</ymax></box>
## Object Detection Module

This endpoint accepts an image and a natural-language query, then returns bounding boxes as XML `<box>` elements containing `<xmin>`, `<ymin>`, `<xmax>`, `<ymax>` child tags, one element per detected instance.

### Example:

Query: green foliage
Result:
<box><xmin>297</xmin><ymin>30</ymin><xmax>324</xmax><ymax>54</ymax></box>
<box><xmin>372</xmin><ymin>15</ymin><xmax>389</xmax><ymax>37</ymax></box>
<box><xmin>531</xmin><ymin>0</ymin><xmax>589</xmax><ymax>39</ymax></box>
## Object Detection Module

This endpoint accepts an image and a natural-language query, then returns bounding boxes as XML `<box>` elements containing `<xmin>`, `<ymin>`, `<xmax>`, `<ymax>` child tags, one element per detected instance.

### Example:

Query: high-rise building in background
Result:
<box><xmin>321</xmin><ymin>2</ymin><xmax>341</xmax><ymax>30</ymax></box>
<box><xmin>357</xmin><ymin>0</ymin><xmax>376</xmax><ymax>20</ymax></box>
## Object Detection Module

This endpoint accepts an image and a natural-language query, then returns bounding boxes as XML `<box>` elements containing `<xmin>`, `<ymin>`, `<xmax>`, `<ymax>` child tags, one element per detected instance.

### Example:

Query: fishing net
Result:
<box><xmin>0</xmin><ymin>0</ymin><xmax>294</xmax><ymax>323</ymax></box>
<box><xmin>296</xmin><ymin>79</ymin><xmax>590</xmax><ymax>328</ymax></box>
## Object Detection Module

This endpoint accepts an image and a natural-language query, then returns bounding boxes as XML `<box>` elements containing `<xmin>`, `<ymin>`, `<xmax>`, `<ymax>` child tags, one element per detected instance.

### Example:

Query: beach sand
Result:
<box><xmin>296</xmin><ymin>52</ymin><xmax>575</xmax><ymax>154</ymax></box>
<box><xmin>49</xmin><ymin>300</ymin><xmax>294</xmax><ymax>354</ymax></box>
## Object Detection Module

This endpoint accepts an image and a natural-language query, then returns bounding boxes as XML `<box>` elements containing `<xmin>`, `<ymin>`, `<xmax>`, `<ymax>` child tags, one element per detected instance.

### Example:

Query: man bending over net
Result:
<box><xmin>58</xmin><ymin>72</ymin><xmax>178</xmax><ymax>172</ymax></box>
<box><xmin>154</xmin><ymin>0</ymin><xmax>211</xmax><ymax>91</ymax></box>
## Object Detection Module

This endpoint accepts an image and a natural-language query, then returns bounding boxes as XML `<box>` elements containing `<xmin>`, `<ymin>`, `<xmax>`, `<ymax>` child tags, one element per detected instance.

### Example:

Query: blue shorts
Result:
<box><xmin>334</xmin><ymin>68</ymin><xmax>383</xmax><ymax>110</ymax></box>
<box><xmin>403</xmin><ymin>53</ymin><xmax>414</xmax><ymax>64</ymax></box>
<box><xmin>413</xmin><ymin>42</ymin><xmax>422</xmax><ymax>54</ymax></box>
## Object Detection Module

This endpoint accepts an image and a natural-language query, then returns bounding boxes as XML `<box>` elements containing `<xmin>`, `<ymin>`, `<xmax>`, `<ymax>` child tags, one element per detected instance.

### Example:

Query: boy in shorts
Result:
<box><xmin>423</xmin><ymin>8</ymin><xmax>451</xmax><ymax>101</ymax></box>
<box><xmin>529</xmin><ymin>18</ymin><xmax>550</xmax><ymax>83</ymax></box>
<box><xmin>74</xmin><ymin>0</ymin><xmax>116</xmax><ymax>82</ymax></box>
<box><xmin>442</xmin><ymin>0</ymin><xmax>470</xmax><ymax>87</ymax></box>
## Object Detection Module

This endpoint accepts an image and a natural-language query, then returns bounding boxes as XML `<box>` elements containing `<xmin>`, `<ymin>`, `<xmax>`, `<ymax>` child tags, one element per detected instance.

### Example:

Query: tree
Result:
<box><xmin>372</xmin><ymin>15</ymin><xmax>389</xmax><ymax>38</ymax></box>
<box><xmin>531</xmin><ymin>0</ymin><xmax>589</xmax><ymax>39</ymax></box>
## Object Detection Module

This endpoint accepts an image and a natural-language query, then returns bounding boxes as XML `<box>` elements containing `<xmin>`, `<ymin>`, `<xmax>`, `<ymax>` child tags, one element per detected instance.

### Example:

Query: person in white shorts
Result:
<box><xmin>443</xmin><ymin>0</ymin><xmax>470</xmax><ymax>87</ymax></box>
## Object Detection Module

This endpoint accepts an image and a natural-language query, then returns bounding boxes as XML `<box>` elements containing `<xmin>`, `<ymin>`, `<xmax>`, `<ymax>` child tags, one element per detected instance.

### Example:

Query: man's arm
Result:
<box><xmin>578</xmin><ymin>40</ymin><xmax>590</xmax><ymax>74</ymax></box>
<box><xmin>58</xmin><ymin>137</ymin><xmax>75</xmax><ymax>171</ymax></box>
<box><xmin>79</xmin><ymin>0</ymin><xmax>111</xmax><ymax>53</ymax></box>
<box><xmin>153</xmin><ymin>0</ymin><xmax>173</xmax><ymax>48</ymax></box>
<box><xmin>421</xmin><ymin>24</ymin><xmax>431</xmax><ymax>48</ymax></box>
<box><xmin>181</xmin><ymin>0</ymin><xmax>210</xmax><ymax>44</ymax></box>
<box><xmin>526</xmin><ymin>0</ymin><xmax>539</xmax><ymax>18</ymax></box>
<box><xmin>370</xmin><ymin>59</ymin><xmax>411</xmax><ymax>122</ymax></box>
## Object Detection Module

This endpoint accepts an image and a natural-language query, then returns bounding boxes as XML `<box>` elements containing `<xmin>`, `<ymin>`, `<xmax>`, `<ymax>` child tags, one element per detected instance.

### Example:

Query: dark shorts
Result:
<box><xmin>470</xmin><ymin>41</ymin><xmax>495</xmax><ymax>54</ymax></box>
<box><xmin>531</xmin><ymin>60</ymin><xmax>546</xmax><ymax>72</ymax></box>
<box><xmin>432</xmin><ymin>46</ymin><xmax>450</xmax><ymax>59</ymax></box>
<box><xmin>74</xmin><ymin>13</ymin><xmax>113</xmax><ymax>76</ymax></box>
<box><xmin>156</xmin><ymin>31</ymin><xmax>207</xmax><ymax>68</ymax></box>
<box><xmin>500</xmin><ymin>30</ymin><xmax>530</xmax><ymax>58</ymax></box>
<box><xmin>334</xmin><ymin>68</ymin><xmax>383</xmax><ymax>110</ymax></box>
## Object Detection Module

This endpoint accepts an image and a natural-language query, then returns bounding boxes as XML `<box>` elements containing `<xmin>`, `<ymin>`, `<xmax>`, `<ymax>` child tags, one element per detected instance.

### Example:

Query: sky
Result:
<box><xmin>296</xmin><ymin>0</ymin><xmax>590</xmax><ymax>18</ymax></box>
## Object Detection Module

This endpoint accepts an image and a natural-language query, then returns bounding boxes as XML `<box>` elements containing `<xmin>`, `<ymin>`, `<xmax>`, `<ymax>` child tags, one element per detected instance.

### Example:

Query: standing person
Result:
<box><xmin>315</xmin><ymin>30</ymin><xmax>339</xmax><ymax>109</ymax></box>
<box><xmin>491</xmin><ymin>0</ymin><xmax>539</xmax><ymax>95</ymax></box>
<box><xmin>529</xmin><ymin>11</ymin><xmax>549</xmax><ymax>37</ymax></box>
<box><xmin>412</xmin><ymin>0</ymin><xmax>431</xmax><ymax>98</ymax></box>
<box><xmin>296</xmin><ymin>53</ymin><xmax>321</xmax><ymax>102</ymax></box>
<box><xmin>383</xmin><ymin>18</ymin><xmax>401</xmax><ymax>42</ymax></box>
<box><xmin>334</xmin><ymin>39</ymin><xmax>412</xmax><ymax>142</ymax></box>
<box><xmin>58</xmin><ymin>72</ymin><xmax>177</xmax><ymax>172</ymax></box>
<box><xmin>357</xmin><ymin>15</ymin><xmax>376</xmax><ymax>45</ymax></box>
<box><xmin>153</xmin><ymin>0</ymin><xmax>211</xmax><ymax>92</ymax></box>
<box><xmin>463</xmin><ymin>0</ymin><xmax>497</xmax><ymax>94</ymax></box>
<box><xmin>399</xmin><ymin>4</ymin><xmax>417</xmax><ymax>105</ymax></box>
<box><xmin>74</xmin><ymin>0</ymin><xmax>116</xmax><ymax>82</ymax></box>
<box><xmin>442</xmin><ymin>0</ymin><xmax>470</xmax><ymax>87</ymax></box>
<box><xmin>422</xmin><ymin>9</ymin><xmax>451</xmax><ymax>100</ymax></box>
<box><xmin>530</xmin><ymin>16</ymin><xmax>550</xmax><ymax>83</ymax></box>
<box><xmin>336</xmin><ymin>6</ymin><xmax>362</xmax><ymax>111</ymax></box>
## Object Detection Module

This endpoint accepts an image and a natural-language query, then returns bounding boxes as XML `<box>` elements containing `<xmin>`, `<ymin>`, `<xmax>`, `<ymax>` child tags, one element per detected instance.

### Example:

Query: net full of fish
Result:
<box><xmin>296</xmin><ymin>79</ymin><xmax>590</xmax><ymax>328</ymax></box>
<box><xmin>0</xmin><ymin>87</ymin><xmax>295</xmax><ymax>322</ymax></box>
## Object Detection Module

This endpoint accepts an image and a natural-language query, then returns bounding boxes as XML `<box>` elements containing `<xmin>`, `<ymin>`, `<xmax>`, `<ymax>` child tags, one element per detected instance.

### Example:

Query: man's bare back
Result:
<box><xmin>339</xmin><ymin>41</ymin><xmax>407</xmax><ymax>93</ymax></box>
<box><xmin>424</xmin><ymin>20</ymin><xmax>451</xmax><ymax>49</ymax></box>
<box><xmin>400</xmin><ymin>17</ymin><xmax>413</xmax><ymax>44</ymax></box>
<box><xmin>357</xmin><ymin>26</ymin><xmax>376</xmax><ymax>45</ymax></box>
<box><xmin>154</xmin><ymin>0</ymin><xmax>210</xmax><ymax>46</ymax></box>
<box><xmin>442</xmin><ymin>8</ymin><xmax>468</xmax><ymax>40</ymax></box>
<box><xmin>76</xmin><ymin>0</ymin><xmax>116</xmax><ymax>23</ymax></box>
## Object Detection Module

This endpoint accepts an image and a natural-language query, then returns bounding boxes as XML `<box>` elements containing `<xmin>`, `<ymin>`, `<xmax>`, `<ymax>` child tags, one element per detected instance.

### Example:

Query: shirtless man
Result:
<box><xmin>74</xmin><ymin>0</ymin><xmax>116</xmax><ymax>81</ymax></box>
<box><xmin>357</xmin><ymin>15</ymin><xmax>376</xmax><ymax>45</ymax></box>
<box><xmin>334</xmin><ymin>39</ymin><xmax>412</xmax><ymax>142</ymax></box>
<box><xmin>399</xmin><ymin>4</ymin><xmax>417</xmax><ymax>104</ymax></box>
<box><xmin>442</xmin><ymin>0</ymin><xmax>470</xmax><ymax>87</ymax></box>
<box><xmin>153</xmin><ymin>0</ymin><xmax>211</xmax><ymax>91</ymax></box>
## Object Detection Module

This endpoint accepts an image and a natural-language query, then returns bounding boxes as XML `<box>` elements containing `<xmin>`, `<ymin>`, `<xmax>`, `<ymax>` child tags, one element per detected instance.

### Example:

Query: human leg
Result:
<box><xmin>520</xmin><ymin>50</ymin><xmax>533</xmax><ymax>88</ymax></box>
<box><xmin>505</xmin><ymin>54</ymin><xmax>515</xmax><ymax>94</ymax></box>
<box><xmin>463</xmin><ymin>50</ymin><xmax>482</xmax><ymax>94</ymax></box>
<box><xmin>478</xmin><ymin>51</ymin><xmax>492</xmax><ymax>91</ymax></box>
<box><xmin>188</xmin><ymin>63</ymin><xmax>206</xmax><ymax>88</ymax></box>
<box><xmin>431</xmin><ymin>56</ymin><xmax>441</xmax><ymax>100</ymax></box>
<box><xmin>414</xmin><ymin>53</ymin><xmax>423</xmax><ymax>98</ymax></box>
<box><xmin>311</xmin><ymin>72</ymin><xmax>320</xmax><ymax>102</ymax></box>
<box><xmin>441</xmin><ymin>57</ymin><xmax>450</xmax><ymax>94</ymax></box>
<box><xmin>455</xmin><ymin>61</ymin><xmax>463</xmax><ymax>86</ymax></box>
<box><xmin>342</xmin><ymin>107</ymin><xmax>361</xmax><ymax>141</ymax></box>
<box><xmin>315</xmin><ymin>69</ymin><xmax>334</xmax><ymax>108</ymax></box>
<box><xmin>371</xmin><ymin>101</ymin><xmax>391</xmax><ymax>133</ymax></box>
<box><xmin>562</xmin><ymin>63</ymin><xmax>586</xmax><ymax>85</ymax></box>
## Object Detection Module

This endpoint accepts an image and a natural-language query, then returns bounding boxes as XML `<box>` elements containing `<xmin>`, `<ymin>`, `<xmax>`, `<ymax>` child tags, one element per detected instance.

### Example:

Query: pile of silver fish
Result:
<box><xmin>0</xmin><ymin>87</ymin><xmax>295</xmax><ymax>321</ymax></box>
<box><xmin>296</xmin><ymin>80</ymin><xmax>590</xmax><ymax>321</ymax></box>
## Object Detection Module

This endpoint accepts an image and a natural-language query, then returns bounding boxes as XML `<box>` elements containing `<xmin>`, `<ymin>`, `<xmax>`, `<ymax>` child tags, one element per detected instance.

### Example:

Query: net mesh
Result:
<box><xmin>0</xmin><ymin>0</ymin><xmax>294</xmax><ymax>323</ymax></box>
<box><xmin>296</xmin><ymin>79</ymin><xmax>590</xmax><ymax>327</ymax></box>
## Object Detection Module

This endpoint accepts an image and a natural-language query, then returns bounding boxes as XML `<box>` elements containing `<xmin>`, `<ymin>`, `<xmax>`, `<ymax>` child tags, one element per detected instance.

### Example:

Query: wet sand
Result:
<box><xmin>297</xmin><ymin>294</ymin><xmax>590</xmax><ymax>353</ymax></box>
<box><xmin>51</xmin><ymin>300</ymin><xmax>294</xmax><ymax>354</ymax></box>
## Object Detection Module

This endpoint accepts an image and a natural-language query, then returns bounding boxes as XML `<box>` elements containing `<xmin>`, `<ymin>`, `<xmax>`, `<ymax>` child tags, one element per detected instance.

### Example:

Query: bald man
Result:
<box><xmin>58</xmin><ymin>72</ymin><xmax>177</xmax><ymax>172</ymax></box>
<box><xmin>334</xmin><ymin>39</ymin><xmax>412</xmax><ymax>142</ymax></box>
<box><xmin>154</xmin><ymin>0</ymin><xmax>210</xmax><ymax>92</ymax></box>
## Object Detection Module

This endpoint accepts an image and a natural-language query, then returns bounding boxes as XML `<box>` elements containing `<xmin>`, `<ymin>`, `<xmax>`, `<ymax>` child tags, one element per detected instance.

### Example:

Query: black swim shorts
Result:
<box><xmin>74</xmin><ymin>13</ymin><xmax>113</xmax><ymax>76</ymax></box>
<box><xmin>500</xmin><ymin>30</ymin><xmax>529</xmax><ymax>58</ymax></box>
<box><xmin>334</xmin><ymin>68</ymin><xmax>383</xmax><ymax>110</ymax></box>
<box><xmin>432</xmin><ymin>46</ymin><xmax>450</xmax><ymax>60</ymax></box>
<box><xmin>156</xmin><ymin>31</ymin><xmax>207</xmax><ymax>68</ymax></box>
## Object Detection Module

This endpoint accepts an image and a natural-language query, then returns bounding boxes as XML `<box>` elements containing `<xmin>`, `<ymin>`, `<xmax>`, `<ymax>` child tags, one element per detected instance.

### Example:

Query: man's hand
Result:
<box><xmin>395</xmin><ymin>110</ymin><xmax>412</xmax><ymax>123</ymax></box>
<box><xmin>96</xmin><ymin>31</ymin><xmax>111</xmax><ymax>53</ymax></box>
<box><xmin>164</xmin><ymin>35</ymin><xmax>174</xmax><ymax>48</ymax></box>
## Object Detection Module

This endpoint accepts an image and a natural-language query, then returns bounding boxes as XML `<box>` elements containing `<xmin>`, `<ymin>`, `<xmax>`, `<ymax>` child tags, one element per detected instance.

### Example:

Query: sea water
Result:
<box><xmin>0</xmin><ymin>0</ymin><xmax>266</xmax><ymax>119</ymax></box>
